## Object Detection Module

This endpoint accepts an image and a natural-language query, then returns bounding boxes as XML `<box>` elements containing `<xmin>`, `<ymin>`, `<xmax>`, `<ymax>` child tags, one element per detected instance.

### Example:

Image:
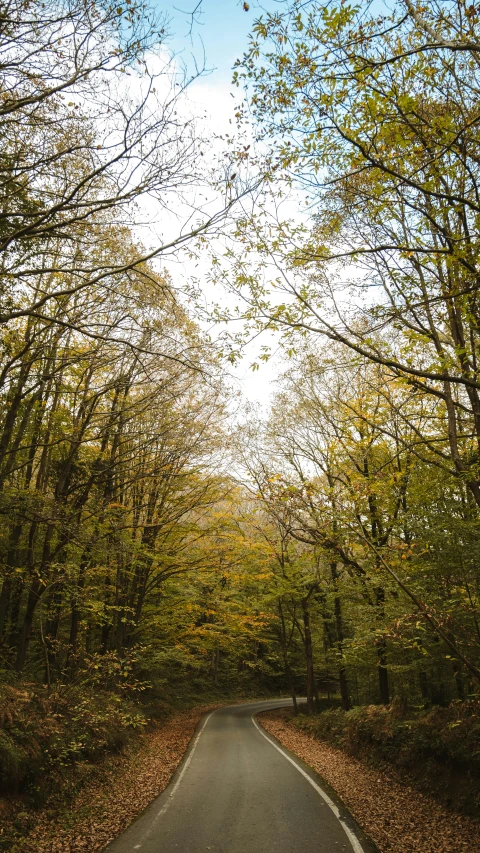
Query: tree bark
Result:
<box><xmin>331</xmin><ymin>562</ymin><xmax>350</xmax><ymax>711</ymax></box>
<box><xmin>302</xmin><ymin>597</ymin><xmax>315</xmax><ymax>715</ymax></box>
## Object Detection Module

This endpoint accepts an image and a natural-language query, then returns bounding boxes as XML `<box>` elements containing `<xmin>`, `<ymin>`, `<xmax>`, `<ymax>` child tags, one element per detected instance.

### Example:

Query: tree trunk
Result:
<box><xmin>375</xmin><ymin>586</ymin><xmax>390</xmax><ymax>704</ymax></box>
<box><xmin>419</xmin><ymin>669</ymin><xmax>430</xmax><ymax>703</ymax></box>
<box><xmin>0</xmin><ymin>521</ymin><xmax>24</xmax><ymax>639</ymax></box>
<box><xmin>0</xmin><ymin>576</ymin><xmax>12</xmax><ymax>640</ymax></box>
<box><xmin>210</xmin><ymin>648</ymin><xmax>220</xmax><ymax>685</ymax></box>
<box><xmin>376</xmin><ymin>635</ymin><xmax>390</xmax><ymax>705</ymax></box>
<box><xmin>453</xmin><ymin>662</ymin><xmax>465</xmax><ymax>701</ymax></box>
<box><xmin>331</xmin><ymin>562</ymin><xmax>350</xmax><ymax>711</ymax></box>
<box><xmin>15</xmin><ymin>577</ymin><xmax>42</xmax><ymax>671</ymax></box>
<box><xmin>339</xmin><ymin>666</ymin><xmax>350</xmax><ymax>712</ymax></box>
<box><xmin>302</xmin><ymin>597</ymin><xmax>315</xmax><ymax>715</ymax></box>
<box><xmin>288</xmin><ymin>667</ymin><xmax>298</xmax><ymax>714</ymax></box>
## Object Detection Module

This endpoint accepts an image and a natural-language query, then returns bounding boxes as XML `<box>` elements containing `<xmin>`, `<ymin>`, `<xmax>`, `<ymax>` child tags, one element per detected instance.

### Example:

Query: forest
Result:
<box><xmin>1</xmin><ymin>1</ymin><xmax>480</xmax><ymax>850</ymax></box>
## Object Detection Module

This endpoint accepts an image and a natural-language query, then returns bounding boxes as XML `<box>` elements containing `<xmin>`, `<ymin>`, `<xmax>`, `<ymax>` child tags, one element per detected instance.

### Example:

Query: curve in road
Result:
<box><xmin>105</xmin><ymin>699</ymin><xmax>371</xmax><ymax>853</ymax></box>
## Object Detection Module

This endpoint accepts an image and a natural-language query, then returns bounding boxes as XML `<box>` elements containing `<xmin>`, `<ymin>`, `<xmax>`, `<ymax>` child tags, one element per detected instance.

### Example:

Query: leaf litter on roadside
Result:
<box><xmin>3</xmin><ymin>707</ymin><xmax>214</xmax><ymax>853</ymax></box>
<box><xmin>259</xmin><ymin>710</ymin><xmax>480</xmax><ymax>853</ymax></box>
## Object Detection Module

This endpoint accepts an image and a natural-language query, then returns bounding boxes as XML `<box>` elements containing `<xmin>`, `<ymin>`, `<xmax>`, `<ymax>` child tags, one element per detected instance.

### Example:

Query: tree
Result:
<box><xmin>227</xmin><ymin>0</ymin><xmax>480</xmax><ymax>507</ymax></box>
<box><xmin>1</xmin><ymin>0</ymin><xmax>247</xmax><ymax>341</ymax></box>
<box><xmin>254</xmin><ymin>341</ymin><xmax>480</xmax><ymax>699</ymax></box>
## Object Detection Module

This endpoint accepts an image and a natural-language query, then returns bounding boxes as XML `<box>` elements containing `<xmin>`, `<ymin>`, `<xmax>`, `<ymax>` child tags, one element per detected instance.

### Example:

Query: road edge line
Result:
<box><xmin>156</xmin><ymin>710</ymin><xmax>213</xmax><ymax>818</ymax></box>
<box><xmin>131</xmin><ymin>711</ymin><xmax>213</xmax><ymax>850</ymax></box>
<box><xmin>251</xmin><ymin>714</ymin><xmax>364</xmax><ymax>853</ymax></box>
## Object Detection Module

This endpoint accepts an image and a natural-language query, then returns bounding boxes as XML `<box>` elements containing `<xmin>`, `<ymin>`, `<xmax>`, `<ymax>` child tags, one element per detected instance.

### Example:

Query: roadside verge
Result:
<box><xmin>0</xmin><ymin>706</ymin><xmax>215</xmax><ymax>853</ymax></box>
<box><xmin>257</xmin><ymin>709</ymin><xmax>480</xmax><ymax>853</ymax></box>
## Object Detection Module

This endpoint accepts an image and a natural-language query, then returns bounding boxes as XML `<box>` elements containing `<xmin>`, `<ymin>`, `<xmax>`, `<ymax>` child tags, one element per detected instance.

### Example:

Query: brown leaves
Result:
<box><xmin>259</xmin><ymin>711</ymin><xmax>480</xmax><ymax>853</ymax></box>
<box><xmin>6</xmin><ymin>706</ymin><xmax>216</xmax><ymax>853</ymax></box>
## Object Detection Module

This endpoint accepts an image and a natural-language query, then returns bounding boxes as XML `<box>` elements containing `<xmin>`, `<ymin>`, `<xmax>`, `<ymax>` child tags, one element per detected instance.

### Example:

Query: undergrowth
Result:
<box><xmin>291</xmin><ymin>699</ymin><xmax>480</xmax><ymax>815</ymax></box>
<box><xmin>0</xmin><ymin>682</ymin><xmax>147</xmax><ymax>804</ymax></box>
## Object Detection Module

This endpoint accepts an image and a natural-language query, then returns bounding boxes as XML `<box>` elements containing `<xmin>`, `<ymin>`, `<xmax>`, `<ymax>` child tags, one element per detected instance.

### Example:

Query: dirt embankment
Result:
<box><xmin>259</xmin><ymin>709</ymin><xmax>480</xmax><ymax>853</ymax></box>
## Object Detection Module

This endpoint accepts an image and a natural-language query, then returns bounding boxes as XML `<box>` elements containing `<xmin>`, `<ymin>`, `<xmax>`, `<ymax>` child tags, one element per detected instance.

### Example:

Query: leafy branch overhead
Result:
<box><xmin>1</xmin><ymin>6</ymin><xmax>480</xmax><ymax>840</ymax></box>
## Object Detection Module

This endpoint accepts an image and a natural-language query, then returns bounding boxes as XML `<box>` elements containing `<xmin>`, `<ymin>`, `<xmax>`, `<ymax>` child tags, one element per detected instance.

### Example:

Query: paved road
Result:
<box><xmin>105</xmin><ymin>699</ymin><xmax>366</xmax><ymax>853</ymax></box>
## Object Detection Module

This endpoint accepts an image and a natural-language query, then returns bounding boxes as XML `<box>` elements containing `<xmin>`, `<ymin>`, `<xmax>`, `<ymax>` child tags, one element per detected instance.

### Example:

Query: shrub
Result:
<box><xmin>292</xmin><ymin>699</ymin><xmax>480</xmax><ymax>815</ymax></box>
<box><xmin>0</xmin><ymin>730</ymin><xmax>27</xmax><ymax>793</ymax></box>
<box><xmin>0</xmin><ymin>682</ymin><xmax>147</xmax><ymax>798</ymax></box>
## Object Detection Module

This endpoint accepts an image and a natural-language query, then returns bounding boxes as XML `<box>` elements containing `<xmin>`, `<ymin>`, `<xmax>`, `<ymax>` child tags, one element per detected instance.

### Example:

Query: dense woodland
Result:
<box><xmin>1</xmin><ymin>0</ymin><xmax>480</xmax><ymax>815</ymax></box>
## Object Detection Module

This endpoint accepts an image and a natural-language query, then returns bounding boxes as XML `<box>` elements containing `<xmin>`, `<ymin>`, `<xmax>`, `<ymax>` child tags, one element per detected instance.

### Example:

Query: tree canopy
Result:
<box><xmin>1</xmin><ymin>0</ymin><xmax>480</xmax><ymax>739</ymax></box>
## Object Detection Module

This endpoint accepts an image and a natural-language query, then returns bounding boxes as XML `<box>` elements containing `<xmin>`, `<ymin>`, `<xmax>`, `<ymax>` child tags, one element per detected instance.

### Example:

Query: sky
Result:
<box><xmin>151</xmin><ymin>0</ymin><xmax>288</xmax><ymax>408</ymax></box>
<box><xmin>161</xmin><ymin>0</ymin><xmax>281</xmax><ymax>83</ymax></box>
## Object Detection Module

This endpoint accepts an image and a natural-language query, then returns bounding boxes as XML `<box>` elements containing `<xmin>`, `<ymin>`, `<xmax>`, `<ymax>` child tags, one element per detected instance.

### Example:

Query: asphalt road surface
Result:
<box><xmin>105</xmin><ymin>699</ymin><xmax>367</xmax><ymax>853</ymax></box>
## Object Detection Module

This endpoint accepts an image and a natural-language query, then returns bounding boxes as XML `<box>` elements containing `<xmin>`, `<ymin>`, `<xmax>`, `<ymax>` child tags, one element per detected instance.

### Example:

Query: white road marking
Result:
<box><xmin>131</xmin><ymin>711</ymin><xmax>213</xmax><ymax>850</ymax></box>
<box><xmin>251</xmin><ymin>714</ymin><xmax>365</xmax><ymax>853</ymax></box>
